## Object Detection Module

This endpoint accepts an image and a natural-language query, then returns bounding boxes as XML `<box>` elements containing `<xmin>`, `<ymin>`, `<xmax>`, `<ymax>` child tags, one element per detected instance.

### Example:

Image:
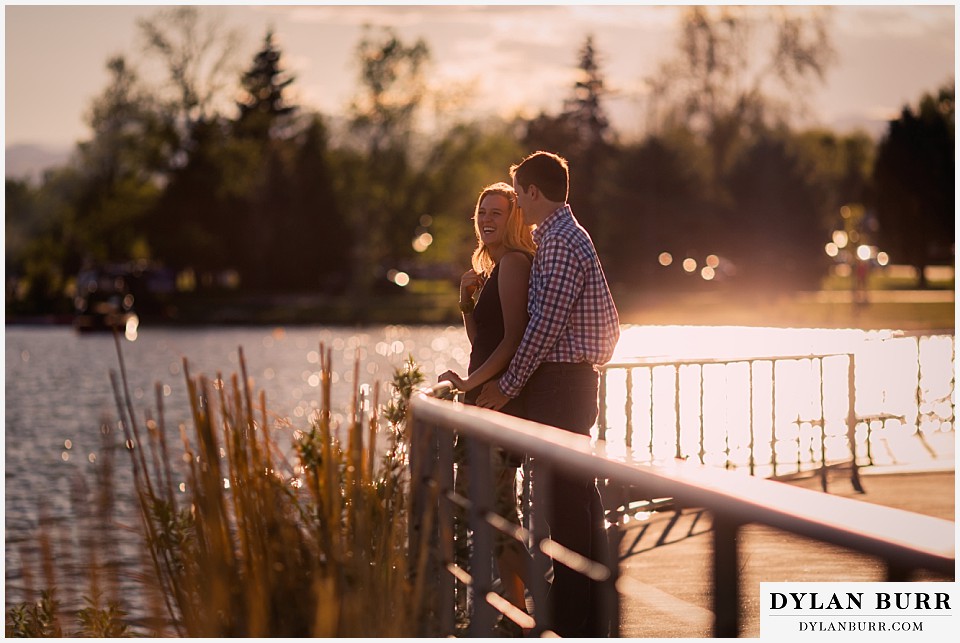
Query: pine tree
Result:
<box><xmin>563</xmin><ymin>35</ymin><xmax>611</xmax><ymax>155</ymax></box>
<box><xmin>235</xmin><ymin>30</ymin><xmax>297</xmax><ymax>140</ymax></box>
<box><xmin>562</xmin><ymin>36</ymin><xmax>614</xmax><ymax>252</ymax></box>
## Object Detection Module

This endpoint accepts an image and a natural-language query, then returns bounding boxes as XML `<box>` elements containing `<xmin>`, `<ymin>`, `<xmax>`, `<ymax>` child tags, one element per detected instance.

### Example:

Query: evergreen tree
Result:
<box><xmin>524</xmin><ymin>36</ymin><xmax>615</xmax><ymax>253</ymax></box>
<box><xmin>228</xmin><ymin>29</ymin><xmax>301</xmax><ymax>290</ymax></box>
<box><xmin>235</xmin><ymin>30</ymin><xmax>297</xmax><ymax>140</ymax></box>
<box><xmin>564</xmin><ymin>36</ymin><xmax>614</xmax><ymax>251</ymax></box>
<box><xmin>563</xmin><ymin>36</ymin><xmax>611</xmax><ymax>154</ymax></box>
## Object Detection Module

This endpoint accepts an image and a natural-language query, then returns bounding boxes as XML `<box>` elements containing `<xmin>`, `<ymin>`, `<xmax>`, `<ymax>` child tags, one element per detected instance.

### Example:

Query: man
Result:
<box><xmin>477</xmin><ymin>150</ymin><xmax>620</xmax><ymax>637</ymax></box>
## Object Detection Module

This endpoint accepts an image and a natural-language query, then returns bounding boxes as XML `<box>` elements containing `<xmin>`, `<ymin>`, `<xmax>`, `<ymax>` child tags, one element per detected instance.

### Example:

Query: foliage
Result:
<box><xmin>603</xmin><ymin>132</ymin><xmax>712</xmax><ymax>287</ymax></box>
<box><xmin>6</xmin><ymin>591</ymin><xmax>63</xmax><ymax>638</ymax></box>
<box><xmin>872</xmin><ymin>82</ymin><xmax>955</xmax><ymax>286</ymax></box>
<box><xmin>75</xmin><ymin>593</ymin><xmax>132</xmax><ymax>638</ymax></box>
<box><xmin>345</xmin><ymin>27</ymin><xmax>434</xmax><ymax>301</ymax></box>
<box><xmin>725</xmin><ymin>129</ymin><xmax>827</xmax><ymax>289</ymax></box>
<box><xmin>793</xmin><ymin>129</ymin><xmax>875</xmax><ymax>232</ymax></box>
<box><xmin>648</xmin><ymin>6</ymin><xmax>836</xmax><ymax>187</ymax></box>
<box><xmin>136</xmin><ymin>6</ymin><xmax>242</xmax><ymax>146</ymax></box>
<box><xmin>6</xmin><ymin>7</ymin><xmax>956</xmax><ymax>318</ymax></box>
<box><xmin>383</xmin><ymin>354</ymin><xmax>426</xmax><ymax>433</ymax></box>
<box><xmin>75</xmin><ymin>55</ymin><xmax>166</xmax><ymax>261</ymax></box>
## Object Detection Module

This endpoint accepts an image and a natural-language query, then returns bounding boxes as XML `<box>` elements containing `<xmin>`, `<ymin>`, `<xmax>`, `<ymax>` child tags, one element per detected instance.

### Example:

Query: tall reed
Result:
<box><xmin>7</xmin><ymin>338</ymin><xmax>429</xmax><ymax>637</ymax></box>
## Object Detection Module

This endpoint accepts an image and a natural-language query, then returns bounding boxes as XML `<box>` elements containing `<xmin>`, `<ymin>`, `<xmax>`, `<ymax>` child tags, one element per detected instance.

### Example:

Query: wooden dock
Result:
<box><xmin>617</xmin><ymin>467</ymin><xmax>955</xmax><ymax>638</ymax></box>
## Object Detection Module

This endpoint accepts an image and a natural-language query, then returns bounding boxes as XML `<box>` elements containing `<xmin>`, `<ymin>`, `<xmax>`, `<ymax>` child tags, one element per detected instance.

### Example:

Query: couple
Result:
<box><xmin>440</xmin><ymin>151</ymin><xmax>620</xmax><ymax>637</ymax></box>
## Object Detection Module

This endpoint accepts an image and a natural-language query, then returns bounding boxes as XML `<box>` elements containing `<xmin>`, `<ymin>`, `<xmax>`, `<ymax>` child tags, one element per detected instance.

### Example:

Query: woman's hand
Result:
<box><xmin>438</xmin><ymin>370</ymin><xmax>467</xmax><ymax>391</ymax></box>
<box><xmin>459</xmin><ymin>269</ymin><xmax>485</xmax><ymax>304</ymax></box>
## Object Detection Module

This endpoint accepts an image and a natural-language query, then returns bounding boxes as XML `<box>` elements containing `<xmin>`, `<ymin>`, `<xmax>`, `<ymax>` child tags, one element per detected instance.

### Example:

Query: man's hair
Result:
<box><xmin>510</xmin><ymin>151</ymin><xmax>569</xmax><ymax>202</ymax></box>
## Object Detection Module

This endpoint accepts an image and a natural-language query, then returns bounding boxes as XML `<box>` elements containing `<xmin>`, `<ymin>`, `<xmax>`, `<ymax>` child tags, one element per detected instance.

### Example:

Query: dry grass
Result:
<box><xmin>6</xmin><ymin>337</ymin><xmax>430</xmax><ymax>637</ymax></box>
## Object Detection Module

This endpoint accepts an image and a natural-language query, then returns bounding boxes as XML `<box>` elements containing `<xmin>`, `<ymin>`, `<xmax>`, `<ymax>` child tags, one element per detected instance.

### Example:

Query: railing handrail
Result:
<box><xmin>601</xmin><ymin>328</ymin><xmax>956</xmax><ymax>371</ymax></box>
<box><xmin>602</xmin><ymin>351</ymin><xmax>854</xmax><ymax>370</ymax></box>
<box><xmin>411</xmin><ymin>385</ymin><xmax>954</xmax><ymax>576</ymax></box>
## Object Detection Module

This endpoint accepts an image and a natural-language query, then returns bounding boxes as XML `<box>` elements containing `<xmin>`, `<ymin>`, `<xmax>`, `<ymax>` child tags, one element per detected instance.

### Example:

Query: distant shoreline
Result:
<box><xmin>6</xmin><ymin>289</ymin><xmax>954</xmax><ymax>332</ymax></box>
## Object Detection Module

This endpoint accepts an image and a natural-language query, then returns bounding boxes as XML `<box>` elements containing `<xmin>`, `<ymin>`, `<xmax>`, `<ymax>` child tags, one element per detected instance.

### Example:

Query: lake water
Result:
<box><xmin>4</xmin><ymin>323</ymin><xmax>955</xmax><ymax>620</ymax></box>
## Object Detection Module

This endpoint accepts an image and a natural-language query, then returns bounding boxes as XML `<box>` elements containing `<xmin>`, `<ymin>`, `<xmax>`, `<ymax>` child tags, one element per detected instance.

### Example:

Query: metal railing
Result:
<box><xmin>598</xmin><ymin>333</ymin><xmax>955</xmax><ymax>491</ymax></box>
<box><xmin>599</xmin><ymin>352</ymin><xmax>862</xmax><ymax>493</ymax></box>
<box><xmin>407</xmin><ymin>384</ymin><xmax>955</xmax><ymax>637</ymax></box>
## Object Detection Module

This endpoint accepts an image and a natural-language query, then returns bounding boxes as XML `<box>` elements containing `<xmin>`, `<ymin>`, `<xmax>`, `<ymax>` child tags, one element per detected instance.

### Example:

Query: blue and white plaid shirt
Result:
<box><xmin>499</xmin><ymin>205</ymin><xmax>620</xmax><ymax>398</ymax></box>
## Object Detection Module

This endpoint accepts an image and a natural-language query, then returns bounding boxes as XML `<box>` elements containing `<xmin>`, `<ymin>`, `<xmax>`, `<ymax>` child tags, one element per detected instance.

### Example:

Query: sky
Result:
<box><xmin>3</xmin><ymin>2</ymin><xmax>956</xmax><ymax>150</ymax></box>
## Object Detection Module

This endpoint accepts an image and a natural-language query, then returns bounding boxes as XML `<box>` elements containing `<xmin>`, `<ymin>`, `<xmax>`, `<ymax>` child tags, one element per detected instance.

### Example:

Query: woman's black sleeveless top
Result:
<box><xmin>464</xmin><ymin>253</ymin><xmax>531</xmax><ymax>411</ymax></box>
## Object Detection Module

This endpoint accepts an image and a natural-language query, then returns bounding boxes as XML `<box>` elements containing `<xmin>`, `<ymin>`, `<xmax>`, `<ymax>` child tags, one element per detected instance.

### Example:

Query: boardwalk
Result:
<box><xmin>617</xmin><ymin>467</ymin><xmax>955</xmax><ymax>638</ymax></box>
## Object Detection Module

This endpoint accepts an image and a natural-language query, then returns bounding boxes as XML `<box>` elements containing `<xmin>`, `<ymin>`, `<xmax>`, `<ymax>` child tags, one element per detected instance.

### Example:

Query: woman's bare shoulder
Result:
<box><xmin>500</xmin><ymin>250</ymin><xmax>533</xmax><ymax>269</ymax></box>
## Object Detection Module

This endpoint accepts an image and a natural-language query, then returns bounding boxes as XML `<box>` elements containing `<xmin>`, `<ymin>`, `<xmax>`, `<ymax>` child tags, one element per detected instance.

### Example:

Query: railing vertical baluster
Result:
<box><xmin>847</xmin><ymin>354</ymin><xmax>863</xmax><ymax>492</ymax></box>
<box><xmin>885</xmin><ymin>560</ymin><xmax>912</xmax><ymax>582</ymax></box>
<box><xmin>598</xmin><ymin>370</ymin><xmax>607</xmax><ymax>442</ymax></box>
<box><xmin>699</xmin><ymin>364</ymin><xmax>706</xmax><ymax>465</ymax></box>
<box><xmin>625</xmin><ymin>368</ymin><xmax>633</xmax><ymax>449</ymax></box>
<box><xmin>467</xmin><ymin>437</ymin><xmax>496</xmax><ymax>637</ymax></box>
<box><xmin>748</xmin><ymin>360</ymin><xmax>755</xmax><ymax>477</ymax></box>
<box><xmin>712</xmin><ymin>515</ymin><xmax>741</xmax><ymax>638</ymax></box>
<box><xmin>529</xmin><ymin>460</ymin><xmax>553</xmax><ymax>637</ymax></box>
<box><xmin>437</xmin><ymin>425</ymin><xmax>456</xmax><ymax>634</ymax></box>
<box><xmin>674</xmin><ymin>365</ymin><xmax>682</xmax><ymax>460</ymax></box>
<box><xmin>915</xmin><ymin>336</ymin><xmax>922</xmax><ymax>430</ymax></box>
<box><xmin>724</xmin><ymin>364</ymin><xmax>732</xmax><ymax>469</ymax></box>
<box><xmin>770</xmin><ymin>360</ymin><xmax>778</xmax><ymax>478</ymax></box>
<box><xmin>818</xmin><ymin>357</ymin><xmax>828</xmax><ymax>492</ymax></box>
<box><xmin>601</xmin><ymin>507</ymin><xmax>622</xmax><ymax>638</ymax></box>
<box><xmin>648</xmin><ymin>367</ymin><xmax>655</xmax><ymax>461</ymax></box>
<box><xmin>797</xmin><ymin>361</ymin><xmax>804</xmax><ymax>475</ymax></box>
<box><xmin>408</xmin><ymin>416</ymin><xmax>440</xmax><ymax>636</ymax></box>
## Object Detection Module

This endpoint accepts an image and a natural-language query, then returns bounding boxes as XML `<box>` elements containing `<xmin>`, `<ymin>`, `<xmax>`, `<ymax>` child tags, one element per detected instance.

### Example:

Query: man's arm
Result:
<box><xmin>497</xmin><ymin>236</ymin><xmax>584</xmax><ymax>397</ymax></box>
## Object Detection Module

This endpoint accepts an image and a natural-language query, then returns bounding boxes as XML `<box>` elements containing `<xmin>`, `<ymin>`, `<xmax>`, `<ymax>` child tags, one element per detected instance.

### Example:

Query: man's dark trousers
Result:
<box><xmin>524</xmin><ymin>362</ymin><xmax>610</xmax><ymax>637</ymax></box>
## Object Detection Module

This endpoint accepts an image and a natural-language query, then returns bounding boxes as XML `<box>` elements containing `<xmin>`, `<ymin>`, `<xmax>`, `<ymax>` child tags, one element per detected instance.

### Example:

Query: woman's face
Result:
<box><xmin>476</xmin><ymin>193</ymin><xmax>512</xmax><ymax>249</ymax></box>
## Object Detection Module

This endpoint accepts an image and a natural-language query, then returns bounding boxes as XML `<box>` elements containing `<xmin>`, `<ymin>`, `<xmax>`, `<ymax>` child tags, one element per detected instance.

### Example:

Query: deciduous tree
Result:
<box><xmin>648</xmin><ymin>6</ymin><xmax>835</xmax><ymax>192</ymax></box>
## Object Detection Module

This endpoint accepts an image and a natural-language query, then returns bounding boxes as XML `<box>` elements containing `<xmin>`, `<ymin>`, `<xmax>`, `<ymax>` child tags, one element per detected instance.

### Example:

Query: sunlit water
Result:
<box><xmin>4</xmin><ymin>324</ymin><xmax>955</xmax><ymax>620</ymax></box>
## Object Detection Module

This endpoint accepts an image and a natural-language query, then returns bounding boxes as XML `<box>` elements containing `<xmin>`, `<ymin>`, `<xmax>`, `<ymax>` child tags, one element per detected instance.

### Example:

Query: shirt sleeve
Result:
<box><xmin>499</xmin><ymin>236</ymin><xmax>584</xmax><ymax>397</ymax></box>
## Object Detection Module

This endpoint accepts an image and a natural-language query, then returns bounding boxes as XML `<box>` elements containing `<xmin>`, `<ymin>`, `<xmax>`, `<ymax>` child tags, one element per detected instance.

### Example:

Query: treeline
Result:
<box><xmin>5</xmin><ymin>7</ymin><xmax>954</xmax><ymax>319</ymax></box>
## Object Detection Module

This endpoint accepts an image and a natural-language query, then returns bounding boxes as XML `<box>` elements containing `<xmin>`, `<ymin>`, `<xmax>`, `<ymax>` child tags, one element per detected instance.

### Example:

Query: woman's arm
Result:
<box><xmin>460</xmin><ymin>252</ymin><xmax>531</xmax><ymax>392</ymax></box>
<box><xmin>459</xmin><ymin>269</ymin><xmax>483</xmax><ymax>344</ymax></box>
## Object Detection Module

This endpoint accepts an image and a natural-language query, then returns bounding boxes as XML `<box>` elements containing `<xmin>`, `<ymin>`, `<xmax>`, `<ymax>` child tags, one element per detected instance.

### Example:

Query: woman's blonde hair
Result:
<box><xmin>471</xmin><ymin>182</ymin><xmax>536</xmax><ymax>277</ymax></box>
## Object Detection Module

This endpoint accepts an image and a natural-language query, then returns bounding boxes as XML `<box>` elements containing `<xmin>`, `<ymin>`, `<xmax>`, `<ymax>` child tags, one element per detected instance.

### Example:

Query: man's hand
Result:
<box><xmin>476</xmin><ymin>379</ymin><xmax>510</xmax><ymax>411</ymax></box>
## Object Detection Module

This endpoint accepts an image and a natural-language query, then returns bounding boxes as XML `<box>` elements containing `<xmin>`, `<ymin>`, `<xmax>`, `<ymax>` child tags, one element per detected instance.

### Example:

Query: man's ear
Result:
<box><xmin>527</xmin><ymin>184</ymin><xmax>539</xmax><ymax>200</ymax></box>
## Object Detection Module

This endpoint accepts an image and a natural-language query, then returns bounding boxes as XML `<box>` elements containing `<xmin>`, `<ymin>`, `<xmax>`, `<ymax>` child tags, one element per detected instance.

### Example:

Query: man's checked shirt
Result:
<box><xmin>499</xmin><ymin>205</ymin><xmax>620</xmax><ymax>398</ymax></box>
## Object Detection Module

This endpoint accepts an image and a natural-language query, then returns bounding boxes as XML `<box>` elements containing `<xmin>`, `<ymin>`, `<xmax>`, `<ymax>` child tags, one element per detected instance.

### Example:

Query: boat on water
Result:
<box><xmin>73</xmin><ymin>267</ymin><xmax>139</xmax><ymax>334</ymax></box>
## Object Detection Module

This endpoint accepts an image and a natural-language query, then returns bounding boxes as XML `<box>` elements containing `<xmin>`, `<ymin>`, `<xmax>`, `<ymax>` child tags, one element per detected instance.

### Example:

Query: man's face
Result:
<box><xmin>513</xmin><ymin>177</ymin><xmax>533</xmax><ymax>224</ymax></box>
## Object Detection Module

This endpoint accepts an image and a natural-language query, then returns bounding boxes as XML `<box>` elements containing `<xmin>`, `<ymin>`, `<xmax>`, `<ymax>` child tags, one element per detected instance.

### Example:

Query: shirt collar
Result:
<box><xmin>532</xmin><ymin>204</ymin><xmax>572</xmax><ymax>244</ymax></box>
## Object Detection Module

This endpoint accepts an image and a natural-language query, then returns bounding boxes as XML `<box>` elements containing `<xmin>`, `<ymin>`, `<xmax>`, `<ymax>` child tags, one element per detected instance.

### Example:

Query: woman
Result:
<box><xmin>439</xmin><ymin>181</ymin><xmax>536</xmax><ymax>622</ymax></box>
